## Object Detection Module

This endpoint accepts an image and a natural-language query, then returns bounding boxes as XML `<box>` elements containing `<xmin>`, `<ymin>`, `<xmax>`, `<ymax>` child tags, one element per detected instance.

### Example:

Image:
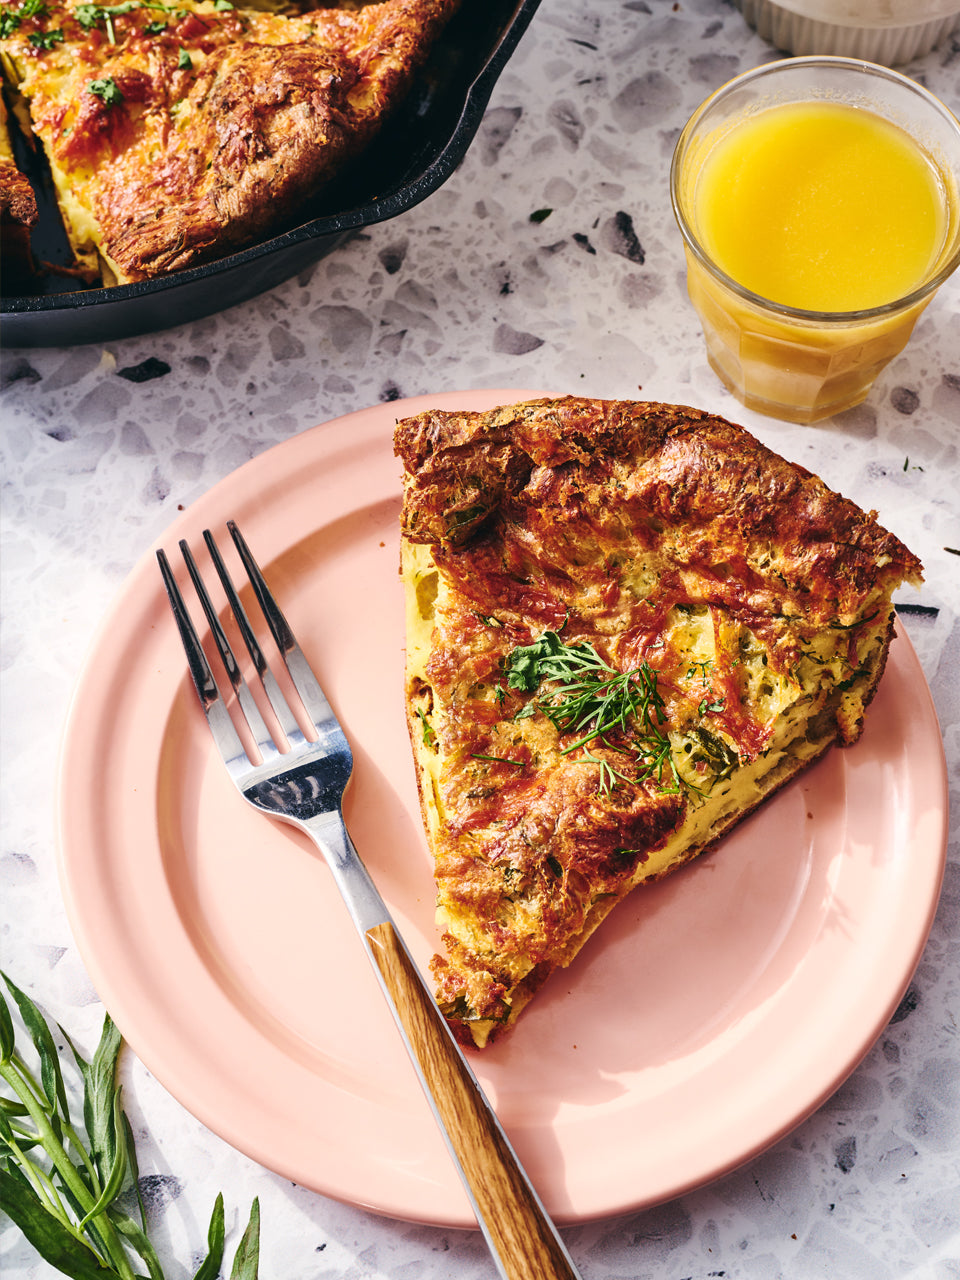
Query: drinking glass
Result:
<box><xmin>670</xmin><ymin>57</ymin><xmax>960</xmax><ymax>424</ymax></box>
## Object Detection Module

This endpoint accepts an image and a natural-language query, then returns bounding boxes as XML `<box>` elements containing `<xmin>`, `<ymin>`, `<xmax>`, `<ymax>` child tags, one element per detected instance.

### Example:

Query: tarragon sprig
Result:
<box><xmin>0</xmin><ymin>971</ymin><xmax>260</xmax><ymax>1279</ymax></box>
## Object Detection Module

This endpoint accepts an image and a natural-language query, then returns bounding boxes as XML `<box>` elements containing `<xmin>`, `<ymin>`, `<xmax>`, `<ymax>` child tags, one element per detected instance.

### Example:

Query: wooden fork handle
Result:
<box><xmin>366</xmin><ymin>922</ymin><xmax>581</xmax><ymax>1280</ymax></box>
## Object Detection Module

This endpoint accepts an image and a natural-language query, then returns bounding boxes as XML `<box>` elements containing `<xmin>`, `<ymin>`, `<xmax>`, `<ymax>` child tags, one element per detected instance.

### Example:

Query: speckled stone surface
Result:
<box><xmin>2</xmin><ymin>1</ymin><xmax>959</xmax><ymax>1276</ymax></box>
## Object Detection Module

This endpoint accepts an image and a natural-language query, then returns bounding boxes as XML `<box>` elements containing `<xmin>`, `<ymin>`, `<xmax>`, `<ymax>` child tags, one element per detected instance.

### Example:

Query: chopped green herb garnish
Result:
<box><xmin>686</xmin><ymin>658</ymin><xmax>712</xmax><ymax>682</ymax></box>
<box><xmin>502</xmin><ymin>630</ymin><xmax>695</xmax><ymax>796</ymax></box>
<box><xmin>176</xmin><ymin>43</ymin><xmax>191</xmax><ymax>67</ymax></box>
<box><xmin>87</xmin><ymin>75</ymin><xmax>123</xmax><ymax>105</ymax></box>
<box><xmin>576</xmin><ymin>748</ymin><xmax>635</xmax><ymax>792</ymax></box>
<box><xmin>75</xmin><ymin>1</ymin><xmax>137</xmax><ymax>42</ymax></box>
<box><xmin>415</xmin><ymin>706</ymin><xmax>435</xmax><ymax>747</ymax></box>
<box><xmin>697</xmin><ymin>696</ymin><xmax>725</xmax><ymax>717</ymax></box>
<box><xmin>505</xmin><ymin>629</ymin><xmax>601</xmax><ymax>694</ymax></box>
<box><xmin>76</xmin><ymin>0</ymin><xmax>137</xmax><ymax>22</ymax></box>
<box><xmin>0</xmin><ymin>0</ymin><xmax>47</xmax><ymax>35</ymax></box>
<box><xmin>471</xmin><ymin>753</ymin><xmax>526</xmax><ymax>768</ymax></box>
<box><xmin>27</xmin><ymin>23</ymin><xmax>62</xmax><ymax>44</ymax></box>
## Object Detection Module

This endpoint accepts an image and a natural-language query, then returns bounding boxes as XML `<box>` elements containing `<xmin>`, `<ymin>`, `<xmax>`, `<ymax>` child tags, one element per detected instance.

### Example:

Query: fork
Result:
<box><xmin>157</xmin><ymin>521</ymin><xmax>583</xmax><ymax>1280</ymax></box>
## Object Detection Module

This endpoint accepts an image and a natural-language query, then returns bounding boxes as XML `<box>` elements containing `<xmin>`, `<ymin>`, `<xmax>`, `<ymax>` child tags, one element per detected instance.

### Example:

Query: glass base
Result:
<box><xmin>706</xmin><ymin>354</ymin><xmax>873</xmax><ymax>424</ymax></box>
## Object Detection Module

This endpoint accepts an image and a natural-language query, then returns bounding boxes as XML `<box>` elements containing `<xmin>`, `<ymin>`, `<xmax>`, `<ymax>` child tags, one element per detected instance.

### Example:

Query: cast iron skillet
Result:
<box><xmin>2</xmin><ymin>0</ymin><xmax>541</xmax><ymax>348</ymax></box>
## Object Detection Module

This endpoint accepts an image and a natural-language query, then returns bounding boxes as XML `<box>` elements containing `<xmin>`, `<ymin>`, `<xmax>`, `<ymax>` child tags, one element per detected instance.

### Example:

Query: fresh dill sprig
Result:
<box><xmin>576</xmin><ymin>748</ymin><xmax>635</xmax><ymax>792</ymax></box>
<box><xmin>502</xmin><ymin>631</ymin><xmax>692</xmax><ymax>795</ymax></box>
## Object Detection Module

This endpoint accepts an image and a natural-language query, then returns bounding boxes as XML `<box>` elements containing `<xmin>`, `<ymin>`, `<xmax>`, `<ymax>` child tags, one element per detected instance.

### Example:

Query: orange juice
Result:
<box><xmin>695</xmin><ymin>102</ymin><xmax>948</xmax><ymax>313</ymax></box>
<box><xmin>671</xmin><ymin>59</ymin><xmax>960</xmax><ymax>424</ymax></box>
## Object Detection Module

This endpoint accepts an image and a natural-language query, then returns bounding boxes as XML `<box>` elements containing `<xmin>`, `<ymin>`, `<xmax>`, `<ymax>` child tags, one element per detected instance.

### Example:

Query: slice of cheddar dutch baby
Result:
<box><xmin>394</xmin><ymin>395</ymin><xmax>923</xmax><ymax>1048</ymax></box>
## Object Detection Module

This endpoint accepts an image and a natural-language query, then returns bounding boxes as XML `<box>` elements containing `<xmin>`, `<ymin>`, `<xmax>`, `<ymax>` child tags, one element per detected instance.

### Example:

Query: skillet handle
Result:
<box><xmin>365</xmin><ymin>921</ymin><xmax>582</xmax><ymax>1280</ymax></box>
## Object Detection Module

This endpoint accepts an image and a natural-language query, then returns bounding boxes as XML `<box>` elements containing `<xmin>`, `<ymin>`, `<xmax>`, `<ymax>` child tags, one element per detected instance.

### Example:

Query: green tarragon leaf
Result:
<box><xmin>0</xmin><ymin>983</ymin><xmax>14</xmax><ymax>1064</ymax></box>
<box><xmin>110</xmin><ymin>1207</ymin><xmax>166</xmax><ymax>1280</ymax></box>
<box><xmin>61</xmin><ymin>1014</ymin><xmax>122</xmax><ymax>1191</ymax></box>
<box><xmin>76</xmin><ymin>1084</ymin><xmax>127</xmax><ymax>1230</ymax></box>
<box><xmin>229</xmin><ymin>1198</ymin><xmax>260</xmax><ymax>1280</ymax></box>
<box><xmin>1</xmin><ymin>973</ymin><xmax>69</xmax><ymax>1116</ymax></box>
<box><xmin>0</xmin><ymin>1168</ymin><xmax>115</xmax><ymax>1280</ymax></box>
<box><xmin>192</xmin><ymin>1193</ymin><xmax>226</xmax><ymax>1280</ymax></box>
<box><xmin>0</xmin><ymin>975</ymin><xmax>264</xmax><ymax>1278</ymax></box>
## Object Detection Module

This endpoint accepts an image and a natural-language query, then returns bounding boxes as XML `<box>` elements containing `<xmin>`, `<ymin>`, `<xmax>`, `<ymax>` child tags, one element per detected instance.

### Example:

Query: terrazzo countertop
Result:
<box><xmin>2</xmin><ymin>1</ymin><xmax>959</xmax><ymax>1276</ymax></box>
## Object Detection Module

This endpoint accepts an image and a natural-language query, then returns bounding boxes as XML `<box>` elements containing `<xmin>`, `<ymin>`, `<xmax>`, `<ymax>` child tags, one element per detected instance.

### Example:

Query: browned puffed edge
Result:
<box><xmin>393</xmin><ymin>395</ymin><xmax>923</xmax><ymax>624</ymax></box>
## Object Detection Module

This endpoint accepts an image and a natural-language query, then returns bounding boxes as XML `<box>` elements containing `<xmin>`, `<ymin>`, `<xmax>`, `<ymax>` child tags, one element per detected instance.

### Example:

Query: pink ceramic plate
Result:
<box><xmin>57</xmin><ymin>391</ymin><xmax>948</xmax><ymax>1227</ymax></box>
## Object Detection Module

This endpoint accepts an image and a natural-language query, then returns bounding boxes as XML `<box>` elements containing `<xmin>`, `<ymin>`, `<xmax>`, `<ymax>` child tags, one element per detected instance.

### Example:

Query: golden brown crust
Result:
<box><xmin>0</xmin><ymin>158</ymin><xmax>37</xmax><ymax>287</ymax></box>
<box><xmin>396</xmin><ymin>397</ymin><xmax>923</xmax><ymax>1047</ymax></box>
<box><xmin>0</xmin><ymin>158</ymin><xmax>35</xmax><ymax>224</ymax></box>
<box><xmin>396</xmin><ymin>395</ymin><xmax>922</xmax><ymax>624</ymax></box>
<box><xmin>0</xmin><ymin>97</ymin><xmax>37</xmax><ymax>285</ymax></box>
<box><xmin>1</xmin><ymin>0</ymin><xmax>460</xmax><ymax>281</ymax></box>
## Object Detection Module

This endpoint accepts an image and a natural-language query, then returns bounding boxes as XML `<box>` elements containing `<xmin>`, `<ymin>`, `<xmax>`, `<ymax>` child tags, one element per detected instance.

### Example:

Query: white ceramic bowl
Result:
<box><xmin>735</xmin><ymin>0</ymin><xmax>960</xmax><ymax>64</ymax></box>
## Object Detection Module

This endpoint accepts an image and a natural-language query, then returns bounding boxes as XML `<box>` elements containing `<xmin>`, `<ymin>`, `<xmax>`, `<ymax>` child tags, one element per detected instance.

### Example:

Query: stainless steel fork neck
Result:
<box><xmin>303</xmin><ymin>811</ymin><xmax>392</xmax><ymax>936</ymax></box>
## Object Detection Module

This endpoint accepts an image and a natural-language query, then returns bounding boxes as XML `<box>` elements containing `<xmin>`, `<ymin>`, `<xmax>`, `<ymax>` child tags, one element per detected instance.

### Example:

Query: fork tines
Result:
<box><xmin>157</xmin><ymin>522</ymin><xmax>316</xmax><ymax>767</ymax></box>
